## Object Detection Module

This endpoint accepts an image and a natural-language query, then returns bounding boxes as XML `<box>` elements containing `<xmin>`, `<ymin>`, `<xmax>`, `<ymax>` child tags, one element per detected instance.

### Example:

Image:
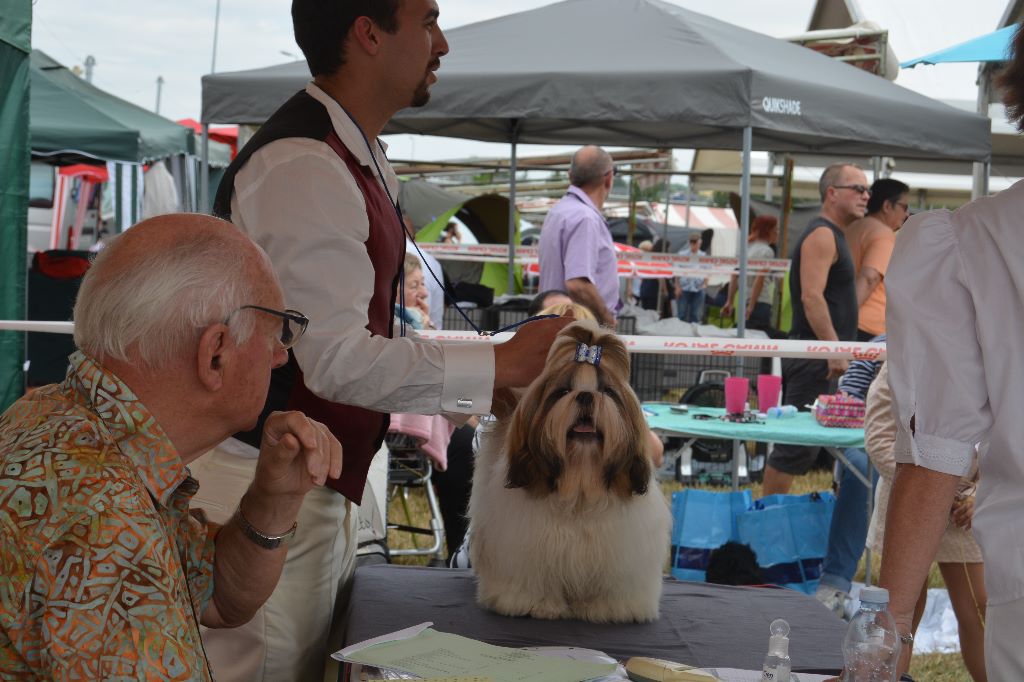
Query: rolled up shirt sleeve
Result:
<box><xmin>234</xmin><ymin>140</ymin><xmax>494</xmax><ymax>416</ymax></box>
<box><xmin>885</xmin><ymin>210</ymin><xmax>990</xmax><ymax>477</ymax></box>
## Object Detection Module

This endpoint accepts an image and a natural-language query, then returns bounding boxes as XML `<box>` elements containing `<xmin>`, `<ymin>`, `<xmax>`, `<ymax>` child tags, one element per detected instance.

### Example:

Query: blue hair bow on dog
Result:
<box><xmin>574</xmin><ymin>342</ymin><xmax>602</xmax><ymax>367</ymax></box>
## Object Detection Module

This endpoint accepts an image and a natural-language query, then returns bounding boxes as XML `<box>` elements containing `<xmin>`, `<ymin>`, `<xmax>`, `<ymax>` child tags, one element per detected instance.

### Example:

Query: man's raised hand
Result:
<box><xmin>254</xmin><ymin>411</ymin><xmax>342</xmax><ymax>498</ymax></box>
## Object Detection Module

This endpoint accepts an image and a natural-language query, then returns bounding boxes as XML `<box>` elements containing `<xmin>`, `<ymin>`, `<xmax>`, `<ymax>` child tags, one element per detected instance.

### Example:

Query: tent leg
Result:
<box><xmin>506</xmin><ymin>121</ymin><xmax>519</xmax><ymax>295</ymax></box>
<box><xmin>972</xmin><ymin>70</ymin><xmax>992</xmax><ymax>201</ymax></box>
<box><xmin>200</xmin><ymin>123</ymin><xmax>210</xmax><ymax>214</ymax></box>
<box><xmin>736</xmin><ymin>126</ymin><xmax>752</xmax><ymax>347</ymax></box>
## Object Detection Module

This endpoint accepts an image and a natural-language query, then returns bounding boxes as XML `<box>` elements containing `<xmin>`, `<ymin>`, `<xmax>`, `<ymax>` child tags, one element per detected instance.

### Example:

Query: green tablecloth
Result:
<box><xmin>643</xmin><ymin>404</ymin><xmax>865</xmax><ymax>449</ymax></box>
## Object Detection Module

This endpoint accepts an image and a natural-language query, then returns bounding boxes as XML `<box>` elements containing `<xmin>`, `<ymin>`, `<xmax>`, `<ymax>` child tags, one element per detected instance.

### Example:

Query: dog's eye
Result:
<box><xmin>556</xmin><ymin>388</ymin><xmax>572</xmax><ymax>398</ymax></box>
<box><xmin>601</xmin><ymin>386</ymin><xmax>616</xmax><ymax>397</ymax></box>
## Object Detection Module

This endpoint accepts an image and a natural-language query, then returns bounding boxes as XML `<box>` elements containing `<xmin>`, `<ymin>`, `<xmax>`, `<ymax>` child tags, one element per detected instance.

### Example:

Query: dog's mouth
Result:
<box><xmin>568</xmin><ymin>415</ymin><xmax>602</xmax><ymax>439</ymax></box>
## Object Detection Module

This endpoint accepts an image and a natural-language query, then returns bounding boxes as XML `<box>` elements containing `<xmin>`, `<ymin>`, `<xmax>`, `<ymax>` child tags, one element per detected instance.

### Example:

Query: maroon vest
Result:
<box><xmin>214</xmin><ymin>90</ymin><xmax>404</xmax><ymax>504</ymax></box>
<box><xmin>286</xmin><ymin>132</ymin><xmax>405</xmax><ymax>502</ymax></box>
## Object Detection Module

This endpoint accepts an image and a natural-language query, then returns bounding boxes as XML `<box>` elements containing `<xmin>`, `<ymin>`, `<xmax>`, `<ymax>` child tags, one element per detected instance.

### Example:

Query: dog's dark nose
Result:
<box><xmin>575</xmin><ymin>392</ymin><xmax>593</xmax><ymax>407</ymax></box>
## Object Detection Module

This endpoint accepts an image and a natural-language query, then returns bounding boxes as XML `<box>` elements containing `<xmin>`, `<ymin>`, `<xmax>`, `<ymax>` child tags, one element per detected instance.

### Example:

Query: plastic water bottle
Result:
<box><xmin>841</xmin><ymin>586</ymin><xmax>901</xmax><ymax>682</ymax></box>
<box><xmin>760</xmin><ymin>618</ymin><xmax>791</xmax><ymax>682</ymax></box>
<box><xmin>767</xmin><ymin>405</ymin><xmax>798</xmax><ymax>419</ymax></box>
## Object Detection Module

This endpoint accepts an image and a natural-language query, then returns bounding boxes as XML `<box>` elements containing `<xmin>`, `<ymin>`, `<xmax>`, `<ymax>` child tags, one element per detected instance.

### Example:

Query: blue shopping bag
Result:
<box><xmin>670</xmin><ymin>489</ymin><xmax>753</xmax><ymax>582</ymax></box>
<box><xmin>736</xmin><ymin>492</ymin><xmax>836</xmax><ymax>594</ymax></box>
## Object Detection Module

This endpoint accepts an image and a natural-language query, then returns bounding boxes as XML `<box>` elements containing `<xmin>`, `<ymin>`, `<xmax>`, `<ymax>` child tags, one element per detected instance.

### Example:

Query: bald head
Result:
<box><xmin>74</xmin><ymin>214</ymin><xmax>278</xmax><ymax>368</ymax></box>
<box><xmin>569</xmin><ymin>146</ymin><xmax>614</xmax><ymax>189</ymax></box>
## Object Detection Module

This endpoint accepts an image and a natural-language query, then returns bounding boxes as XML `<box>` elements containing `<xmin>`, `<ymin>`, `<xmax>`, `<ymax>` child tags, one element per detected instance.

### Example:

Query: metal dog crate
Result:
<box><xmin>442</xmin><ymin>305</ymin><xmax>487</xmax><ymax>332</ymax></box>
<box><xmin>628</xmin><ymin>352</ymin><xmax>763</xmax><ymax>403</ymax></box>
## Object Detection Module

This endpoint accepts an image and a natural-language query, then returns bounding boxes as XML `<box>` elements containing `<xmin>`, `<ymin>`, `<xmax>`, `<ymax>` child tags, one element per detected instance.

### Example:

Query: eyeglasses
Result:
<box><xmin>894</xmin><ymin>201</ymin><xmax>910</xmax><ymax>212</ymax></box>
<box><xmin>226</xmin><ymin>305</ymin><xmax>309</xmax><ymax>349</ymax></box>
<box><xmin>832</xmin><ymin>184</ymin><xmax>872</xmax><ymax>197</ymax></box>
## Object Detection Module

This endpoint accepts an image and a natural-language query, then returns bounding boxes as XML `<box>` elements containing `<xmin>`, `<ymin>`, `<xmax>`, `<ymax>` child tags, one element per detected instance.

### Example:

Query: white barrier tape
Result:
<box><xmin>0</xmin><ymin>321</ymin><xmax>75</xmax><ymax>334</ymax></box>
<box><xmin>0</xmin><ymin>321</ymin><xmax>884</xmax><ymax>361</ymax></box>
<box><xmin>417</xmin><ymin>329</ymin><xmax>886</xmax><ymax>361</ymax></box>
<box><xmin>416</xmin><ymin>242</ymin><xmax>790</xmax><ymax>273</ymax></box>
<box><xmin>419</xmin><ymin>252</ymin><xmax>781</xmax><ymax>279</ymax></box>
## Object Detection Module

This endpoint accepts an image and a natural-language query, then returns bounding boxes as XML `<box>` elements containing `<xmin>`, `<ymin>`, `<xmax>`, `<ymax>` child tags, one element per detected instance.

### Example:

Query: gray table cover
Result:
<box><xmin>343</xmin><ymin>565</ymin><xmax>846</xmax><ymax>673</ymax></box>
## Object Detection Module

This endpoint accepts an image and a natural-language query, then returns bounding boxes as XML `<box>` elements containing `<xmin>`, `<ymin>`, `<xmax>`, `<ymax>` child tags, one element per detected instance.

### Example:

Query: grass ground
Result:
<box><xmin>386</xmin><ymin>467</ymin><xmax>971</xmax><ymax>680</ymax></box>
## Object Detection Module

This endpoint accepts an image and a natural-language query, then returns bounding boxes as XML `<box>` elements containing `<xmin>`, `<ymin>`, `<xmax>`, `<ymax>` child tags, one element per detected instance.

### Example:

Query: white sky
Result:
<box><xmin>30</xmin><ymin>0</ymin><xmax>1009</xmax><ymax>162</ymax></box>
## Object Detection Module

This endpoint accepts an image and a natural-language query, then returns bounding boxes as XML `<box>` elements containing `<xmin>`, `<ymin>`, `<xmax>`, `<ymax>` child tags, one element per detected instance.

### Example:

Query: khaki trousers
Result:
<box><xmin>189</xmin><ymin>445</ymin><xmax>357</xmax><ymax>682</ymax></box>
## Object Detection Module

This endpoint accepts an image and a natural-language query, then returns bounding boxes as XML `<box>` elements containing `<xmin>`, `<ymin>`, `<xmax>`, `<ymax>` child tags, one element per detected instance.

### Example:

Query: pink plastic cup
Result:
<box><xmin>757</xmin><ymin>374</ymin><xmax>782</xmax><ymax>413</ymax></box>
<box><xmin>724</xmin><ymin>377</ymin><xmax>749</xmax><ymax>415</ymax></box>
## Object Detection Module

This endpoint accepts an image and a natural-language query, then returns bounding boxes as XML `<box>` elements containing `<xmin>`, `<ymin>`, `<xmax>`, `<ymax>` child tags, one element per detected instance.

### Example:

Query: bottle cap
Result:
<box><xmin>859</xmin><ymin>586</ymin><xmax>890</xmax><ymax>604</ymax></box>
<box><xmin>768</xmin><ymin>619</ymin><xmax>789</xmax><ymax>657</ymax></box>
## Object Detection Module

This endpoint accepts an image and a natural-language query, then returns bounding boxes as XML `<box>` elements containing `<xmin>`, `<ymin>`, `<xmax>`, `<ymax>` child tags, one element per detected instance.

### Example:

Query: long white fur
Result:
<box><xmin>468</xmin><ymin>322</ymin><xmax>672</xmax><ymax>623</ymax></box>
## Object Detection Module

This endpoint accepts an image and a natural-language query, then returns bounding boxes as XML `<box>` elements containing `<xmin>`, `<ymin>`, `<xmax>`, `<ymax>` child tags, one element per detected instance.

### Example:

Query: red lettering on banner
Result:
<box><xmin>852</xmin><ymin>348</ymin><xmax>883</xmax><ymax>361</ymax></box>
<box><xmin>711</xmin><ymin>350</ymin><xmax>735</xmax><ymax>356</ymax></box>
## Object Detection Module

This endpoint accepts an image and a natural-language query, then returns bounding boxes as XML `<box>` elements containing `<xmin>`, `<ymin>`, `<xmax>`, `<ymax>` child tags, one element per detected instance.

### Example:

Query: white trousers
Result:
<box><xmin>986</xmin><ymin>596</ymin><xmax>1024</xmax><ymax>680</ymax></box>
<box><xmin>189</xmin><ymin>444</ymin><xmax>357</xmax><ymax>682</ymax></box>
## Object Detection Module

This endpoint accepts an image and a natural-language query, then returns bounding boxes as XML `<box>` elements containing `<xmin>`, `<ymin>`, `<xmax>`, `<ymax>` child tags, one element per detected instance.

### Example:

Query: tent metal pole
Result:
<box><xmin>200</xmin><ymin>124</ymin><xmax>210</xmax><ymax>214</ymax></box>
<box><xmin>507</xmin><ymin>121</ymin><xmax>520</xmax><ymax>295</ymax></box>
<box><xmin>731</xmin><ymin>125</ymin><xmax>753</xmax><ymax>492</ymax></box>
<box><xmin>737</xmin><ymin>127</ymin><xmax>752</xmax><ymax>342</ymax></box>
<box><xmin>973</xmin><ymin>67</ymin><xmax>992</xmax><ymax>200</ymax></box>
<box><xmin>657</xmin><ymin>174</ymin><xmax>672</xmax><ymax>313</ymax></box>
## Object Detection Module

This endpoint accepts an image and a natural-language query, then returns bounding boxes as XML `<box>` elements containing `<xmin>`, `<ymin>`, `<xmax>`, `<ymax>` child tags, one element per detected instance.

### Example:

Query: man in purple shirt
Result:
<box><xmin>538</xmin><ymin>146</ymin><xmax>620</xmax><ymax>328</ymax></box>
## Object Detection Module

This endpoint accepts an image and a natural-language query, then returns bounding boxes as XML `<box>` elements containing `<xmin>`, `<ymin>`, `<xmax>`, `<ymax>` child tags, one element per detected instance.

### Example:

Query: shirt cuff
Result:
<box><xmin>439</xmin><ymin>341</ymin><xmax>495</xmax><ymax>415</ymax></box>
<box><xmin>895</xmin><ymin>422</ymin><xmax>975</xmax><ymax>477</ymax></box>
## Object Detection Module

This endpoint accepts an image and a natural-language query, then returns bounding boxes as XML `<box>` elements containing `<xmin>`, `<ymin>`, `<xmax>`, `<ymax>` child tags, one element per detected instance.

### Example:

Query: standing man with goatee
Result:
<box><xmin>761</xmin><ymin>163</ymin><xmax>865</xmax><ymax>496</ymax></box>
<box><xmin>191</xmin><ymin>2</ymin><xmax>569</xmax><ymax>681</ymax></box>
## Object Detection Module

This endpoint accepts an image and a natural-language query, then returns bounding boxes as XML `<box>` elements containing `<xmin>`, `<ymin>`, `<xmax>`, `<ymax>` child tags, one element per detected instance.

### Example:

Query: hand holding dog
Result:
<box><xmin>493</xmin><ymin>315</ymin><xmax>574</xmax><ymax>390</ymax></box>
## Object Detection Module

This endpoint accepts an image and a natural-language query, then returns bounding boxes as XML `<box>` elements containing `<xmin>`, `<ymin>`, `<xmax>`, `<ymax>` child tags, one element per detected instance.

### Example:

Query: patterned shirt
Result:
<box><xmin>677</xmin><ymin>248</ymin><xmax>708</xmax><ymax>292</ymax></box>
<box><xmin>0</xmin><ymin>352</ymin><xmax>217</xmax><ymax>681</ymax></box>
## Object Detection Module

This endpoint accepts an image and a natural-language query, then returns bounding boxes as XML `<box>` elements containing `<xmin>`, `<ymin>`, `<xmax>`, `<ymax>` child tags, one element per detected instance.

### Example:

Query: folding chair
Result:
<box><xmin>662</xmin><ymin>369</ymin><xmax>756</xmax><ymax>486</ymax></box>
<box><xmin>385</xmin><ymin>432</ymin><xmax>447</xmax><ymax>566</ymax></box>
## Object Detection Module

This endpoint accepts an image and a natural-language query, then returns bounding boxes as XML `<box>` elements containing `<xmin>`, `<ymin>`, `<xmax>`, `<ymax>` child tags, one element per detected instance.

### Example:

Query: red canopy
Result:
<box><xmin>59</xmin><ymin>164</ymin><xmax>108</xmax><ymax>182</ymax></box>
<box><xmin>177</xmin><ymin>118</ymin><xmax>239</xmax><ymax>157</ymax></box>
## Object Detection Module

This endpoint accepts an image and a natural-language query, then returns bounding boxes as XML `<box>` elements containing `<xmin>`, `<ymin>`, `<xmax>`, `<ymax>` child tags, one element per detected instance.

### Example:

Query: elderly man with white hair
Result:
<box><xmin>0</xmin><ymin>214</ymin><xmax>341</xmax><ymax>680</ymax></box>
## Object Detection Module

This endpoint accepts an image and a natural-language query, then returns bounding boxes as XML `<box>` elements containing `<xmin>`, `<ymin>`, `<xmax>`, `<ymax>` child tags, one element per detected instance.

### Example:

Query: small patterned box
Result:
<box><xmin>814</xmin><ymin>393</ymin><xmax>866</xmax><ymax>429</ymax></box>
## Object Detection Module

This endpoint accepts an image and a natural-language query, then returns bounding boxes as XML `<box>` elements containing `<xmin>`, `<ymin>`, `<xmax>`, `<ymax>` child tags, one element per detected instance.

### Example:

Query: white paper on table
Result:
<box><xmin>703</xmin><ymin>669</ymin><xmax>833</xmax><ymax>682</ymax></box>
<box><xmin>332</xmin><ymin>622</ymin><xmax>433</xmax><ymax>660</ymax></box>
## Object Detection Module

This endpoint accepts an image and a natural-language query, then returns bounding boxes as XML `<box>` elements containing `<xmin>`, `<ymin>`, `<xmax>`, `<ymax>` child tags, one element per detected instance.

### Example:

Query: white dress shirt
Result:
<box><xmin>886</xmin><ymin>179</ymin><xmax>1024</xmax><ymax>605</ymax></box>
<box><xmin>230</xmin><ymin>83</ymin><xmax>494</xmax><ymax>416</ymax></box>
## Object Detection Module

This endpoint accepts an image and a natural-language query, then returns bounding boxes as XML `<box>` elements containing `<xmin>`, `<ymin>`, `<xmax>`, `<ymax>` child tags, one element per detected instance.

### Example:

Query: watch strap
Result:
<box><xmin>234</xmin><ymin>505</ymin><xmax>297</xmax><ymax>550</ymax></box>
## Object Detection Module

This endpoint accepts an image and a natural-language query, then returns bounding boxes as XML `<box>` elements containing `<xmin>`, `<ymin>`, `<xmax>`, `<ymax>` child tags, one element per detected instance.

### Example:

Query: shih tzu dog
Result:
<box><xmin>468</xmin><ymin>320</ymin><xmax>671</xmax><ymax>623</ymax></box>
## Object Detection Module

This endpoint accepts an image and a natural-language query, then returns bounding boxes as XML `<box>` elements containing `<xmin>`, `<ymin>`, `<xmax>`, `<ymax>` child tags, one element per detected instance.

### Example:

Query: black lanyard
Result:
<box><xmin>337</xmin><ymin>101</ymin><xmax>554</xmax><ymax>336</ymax></box>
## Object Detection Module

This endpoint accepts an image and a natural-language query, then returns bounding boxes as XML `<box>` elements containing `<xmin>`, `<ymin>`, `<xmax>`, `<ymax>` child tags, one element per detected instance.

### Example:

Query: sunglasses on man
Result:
<box><xmin>832</xmin><ymin>184</ymin><xmax>872</xmax><ymax>197</ymax></box>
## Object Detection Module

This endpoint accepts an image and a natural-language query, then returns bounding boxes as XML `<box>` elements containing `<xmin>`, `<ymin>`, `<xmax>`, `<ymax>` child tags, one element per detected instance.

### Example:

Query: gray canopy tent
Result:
<box><xmin>200</xmin><ymin>0</ymin><xmax>990</xmax><ymax>336</ymax></box>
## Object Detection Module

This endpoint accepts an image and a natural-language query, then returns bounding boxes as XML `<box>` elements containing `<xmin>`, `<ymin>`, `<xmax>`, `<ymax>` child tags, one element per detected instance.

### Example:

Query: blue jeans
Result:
<box><xmin>819</xmin><ymin>447</ymin><xmax>880</xmax><ymax>593</ymax></box>
<box><xmin>677</xmin><ymin>290</ymin><xmax>705</xmax><ymax>323</ymax></box>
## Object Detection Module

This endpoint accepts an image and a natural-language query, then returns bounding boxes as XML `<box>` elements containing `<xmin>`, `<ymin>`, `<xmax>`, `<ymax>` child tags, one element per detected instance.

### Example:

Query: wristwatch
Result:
<box><xmin>233</xmin><ymin>506</ymin><xmax>297</xmax><ymax>550</ymax></box>
<box><xmin>898</xmin><ymin>631</ymin><xmax>914</xmax><ymax>647</ymax></box>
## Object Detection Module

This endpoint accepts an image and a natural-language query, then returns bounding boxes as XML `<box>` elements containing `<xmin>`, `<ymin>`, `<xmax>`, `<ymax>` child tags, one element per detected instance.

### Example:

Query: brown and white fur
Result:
<box><xmin>468</xmin><ymin>320</ymin><xmax>671</xmax><ymax>623</ymax></box>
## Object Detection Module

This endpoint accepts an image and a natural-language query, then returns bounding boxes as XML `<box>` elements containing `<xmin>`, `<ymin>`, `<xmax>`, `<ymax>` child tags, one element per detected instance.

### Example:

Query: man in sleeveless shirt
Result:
<box><xmin>761</xmin><ymin>164</ymin><xmax>865</xmax><ymax>496</ymax></box>
<box><xmin>188</xmin><ymin>3</ymin><xmax>571</xmax><ymax>681</ymax></box>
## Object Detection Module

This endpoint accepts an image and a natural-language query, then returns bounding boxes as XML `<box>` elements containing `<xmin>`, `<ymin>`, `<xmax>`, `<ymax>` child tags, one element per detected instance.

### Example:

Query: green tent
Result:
<box><xmin>0</xmin><ymin>2</ymin><xmax>30</xmax><ymax>411</ymax></box>
<box><xmin>30</xmin><ymin>50</ymin><xmax>194</xmax><ymax>164</ymax></box>
<box><xmin>399</xmin><ymin>180</ymin><xmax>523</xmax><ymax>296</ymax></box>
